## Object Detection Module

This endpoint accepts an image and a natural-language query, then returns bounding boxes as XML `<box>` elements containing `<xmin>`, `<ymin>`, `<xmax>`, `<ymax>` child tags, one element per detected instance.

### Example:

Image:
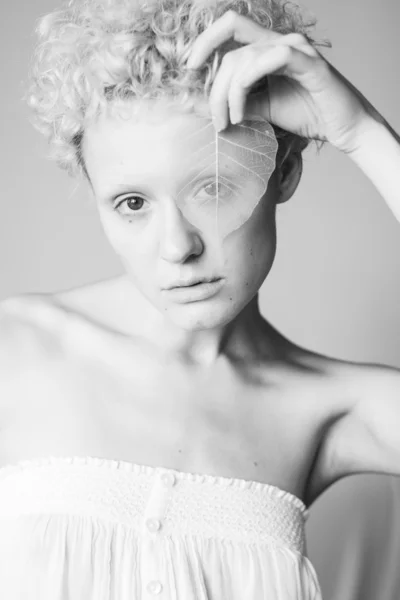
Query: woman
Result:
<box><xmin>0</xmin><ymin>0</ymin><xmax>399</xmax><ymax>598</ymax></box>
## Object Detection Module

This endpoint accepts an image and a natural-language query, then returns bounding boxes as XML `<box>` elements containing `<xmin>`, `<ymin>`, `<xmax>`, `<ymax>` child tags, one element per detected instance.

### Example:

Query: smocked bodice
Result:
<box><xmin>0</xmin><ymin>455</ymin><xmax>322</xmax><ymax>599</ymax></box>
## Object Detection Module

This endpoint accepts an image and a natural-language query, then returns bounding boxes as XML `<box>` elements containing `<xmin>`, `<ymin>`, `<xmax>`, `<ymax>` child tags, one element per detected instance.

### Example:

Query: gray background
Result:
<box><xmin>1</xmin><ymin>0</ymin><xmax>400</xmax><ymax>598</ymax></box>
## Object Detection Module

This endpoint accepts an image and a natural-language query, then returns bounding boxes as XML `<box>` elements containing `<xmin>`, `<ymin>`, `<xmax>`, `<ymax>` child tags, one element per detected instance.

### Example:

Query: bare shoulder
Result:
<box><xmin>281</xmin><ymin>338</ymin><xmax>371</xmax><ymax>402</ymax></box>
<box><xmin>0</xmin><ymin>293</ymin><xmax>66</xmax><ymax>370</ymax></box>
<box><xmin>284</xmin><ymin>338</ymin><xmax>394</xmax><ymax>389</ymax></box>
<box><xmin>0</xmin><ymin>279</ymin><xmax>141</xmax><ymax>376</ymax></box>
<box><xmin>294</xmin><ymin>346</ymin><xmax>400</xmax><ymax>413</ymax></box>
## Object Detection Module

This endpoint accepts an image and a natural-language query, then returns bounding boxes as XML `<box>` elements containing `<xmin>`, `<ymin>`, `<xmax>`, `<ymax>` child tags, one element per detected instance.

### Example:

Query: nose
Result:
<box><xmin>159</xmin><ymin>201</ymin><xmax>204</xmax><ymax>263</ymax></box>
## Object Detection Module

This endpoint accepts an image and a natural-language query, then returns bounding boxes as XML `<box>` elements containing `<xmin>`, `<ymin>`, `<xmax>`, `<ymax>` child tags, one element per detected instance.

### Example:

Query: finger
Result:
<box><xmin>208</xmin><ymin>47</ymin><xmax>244</xmax><ymax>130</ymax></box>
<box><xmin>238</xmin><ymin>44</ymin><xmax>326</xmax><ymax>92</ymax></box>
<box><xmin>227</xmin><ymin>50</ymin><xmax>264</xmax><ymax>124</ymax></box>
<box><xmin>187</xmin><ymin>10</ymin><xmax>282</xmax><ymax>69</ymax></box>
<box><xmin>275</xmin><ymin>33</ymin><xmax>319</xmax><ymax>58</ymax></box>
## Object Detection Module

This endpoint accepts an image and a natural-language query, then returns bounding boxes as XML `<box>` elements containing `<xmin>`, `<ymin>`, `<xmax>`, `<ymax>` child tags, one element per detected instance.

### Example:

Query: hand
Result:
<box><xmin>186</xmin><ymin>10</ymin><xmax>380</xmax><ymax>153</ymax></box>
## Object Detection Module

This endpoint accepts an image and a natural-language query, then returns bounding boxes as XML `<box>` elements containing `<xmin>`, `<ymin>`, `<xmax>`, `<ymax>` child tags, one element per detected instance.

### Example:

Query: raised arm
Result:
<box><xmin>344</xmin><ymin>116</ymin><xmax>400</xmax><ymax>222</ymax></box>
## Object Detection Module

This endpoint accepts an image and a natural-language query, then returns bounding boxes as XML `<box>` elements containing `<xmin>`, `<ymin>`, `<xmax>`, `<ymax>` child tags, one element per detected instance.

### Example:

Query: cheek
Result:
<box><xmin>98</xmin><ymin>210</ymin><xmax>158</xmax><ymax>275</ymax></box>
<box><xmin>250</xmin><ymin>204</ymin><xmax>277</xmax><ymax>258</ymax></box>
<box><xmin>250</xmin><ymin>226</ymin><xmax>277</xmax><ymax>284</ymax></box>
<box><xmin>99</xmin><ymin>209</ymin><xmax>147</xmax><ymax>253</ymax></box>
<box><xmin>223</xmin><ymin>198</ymin><xmax>277</xmax><ymax>283</ymax></box>
<box><xmin>247</xmin><ymin>198</ymin><xmax>277</xmax><ymax>274</ymax></box>
<box><xmin>237</xmin><ymin>230</ymin><xmax>276</xmax><ymax>288</ymax></box>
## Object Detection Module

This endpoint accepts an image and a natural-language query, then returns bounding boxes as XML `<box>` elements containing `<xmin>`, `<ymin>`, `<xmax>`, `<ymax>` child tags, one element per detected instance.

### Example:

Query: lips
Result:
<box><xmin>161</xmin><ymin>277</ymin><xmax>225</xmax><ymax>303</ymax></box>
<box><xmin>163</xmin><ymin>277</ymin><xmax>221</xmax><ymax>290</ymax></box>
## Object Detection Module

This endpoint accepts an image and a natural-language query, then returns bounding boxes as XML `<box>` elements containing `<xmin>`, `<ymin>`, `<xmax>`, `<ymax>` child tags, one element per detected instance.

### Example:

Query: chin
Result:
<box><xmin>163</xmin><ymin>299</ymin><xmax>241</xmax><ymax>331</ymax></box>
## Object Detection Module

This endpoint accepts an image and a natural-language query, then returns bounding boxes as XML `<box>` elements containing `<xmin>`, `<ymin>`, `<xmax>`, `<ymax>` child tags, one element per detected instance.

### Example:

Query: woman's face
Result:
<box><xmin>83</xmin><ymin>99</ymin><xmax>281</xmax><ymax>331</ymax></box>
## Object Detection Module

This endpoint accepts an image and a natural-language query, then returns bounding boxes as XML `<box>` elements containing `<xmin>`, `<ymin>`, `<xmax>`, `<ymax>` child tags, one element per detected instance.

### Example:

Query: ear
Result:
<box><xmin>275</xmin><ymin>150</ymin><xmax>303</xmax><ymax>205</ymax></box>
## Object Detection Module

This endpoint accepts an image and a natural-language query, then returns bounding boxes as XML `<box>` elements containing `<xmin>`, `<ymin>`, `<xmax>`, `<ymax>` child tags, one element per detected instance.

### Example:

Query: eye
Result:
<box><xmin>198</xmin><ymin>181</ymin><xmax>233</xmax><ymax>202</ymax></box>
<box><xmin>203</xmin><ymin>181</ymin><xmax>222</xmax><ymax>196</ymax></box>
<box><xmin>114</xmin><ymin>195</ymin><xmax>146</xmax><ymax>214</ymax></box>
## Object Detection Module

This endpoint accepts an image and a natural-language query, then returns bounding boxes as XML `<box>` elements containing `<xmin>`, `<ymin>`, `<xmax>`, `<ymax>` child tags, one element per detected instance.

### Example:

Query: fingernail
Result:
<box><xmin>230</xmin><ymin>107</ymin><xmax>242</xmax><ymax>125</ymax></box>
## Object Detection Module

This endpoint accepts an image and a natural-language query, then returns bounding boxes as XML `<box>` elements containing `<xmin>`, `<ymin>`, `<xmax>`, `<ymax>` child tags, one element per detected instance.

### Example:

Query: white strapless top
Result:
<box><xmin>0</xmin><ymin>455</ymin><xmax>322</xmax><ymax>599</ymax></box>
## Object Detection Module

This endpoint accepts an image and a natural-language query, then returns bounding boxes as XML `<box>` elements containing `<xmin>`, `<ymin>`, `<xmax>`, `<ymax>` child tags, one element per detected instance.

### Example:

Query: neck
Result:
<box><xmin>115</xmin><ymin>275</ymin><xmax>284</xmax><ymax>367</ymax></box>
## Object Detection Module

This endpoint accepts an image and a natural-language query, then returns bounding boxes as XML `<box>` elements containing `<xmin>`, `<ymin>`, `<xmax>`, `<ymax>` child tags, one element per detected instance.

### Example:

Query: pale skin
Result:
<box><xmin>0</xmin><ymin>10</ymin><xmax>400</xmax><ymax>510</ymax></box>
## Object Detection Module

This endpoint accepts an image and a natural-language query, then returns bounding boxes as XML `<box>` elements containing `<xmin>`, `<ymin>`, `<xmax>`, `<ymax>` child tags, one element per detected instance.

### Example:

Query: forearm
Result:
<box><xmin>344</xmin><ymin>115</ymin><xmax>400</xmax><ymax>222</ymax></box>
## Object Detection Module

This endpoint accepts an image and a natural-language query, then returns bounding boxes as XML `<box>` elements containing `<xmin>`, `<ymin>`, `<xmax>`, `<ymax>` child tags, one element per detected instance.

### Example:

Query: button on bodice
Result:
<box><xmin>147</xmin><ymin>580</ymin><xmax>163</xmax><ymax>594</ymax></box>
<box><xmin>146</xmin><ymin>518</ymin><xmax>162</xmax><ymax>533</ymax></box>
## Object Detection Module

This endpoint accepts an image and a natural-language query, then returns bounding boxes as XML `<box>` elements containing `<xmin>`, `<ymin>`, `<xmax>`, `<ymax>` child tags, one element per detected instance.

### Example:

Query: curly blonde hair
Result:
<box><xmin>27</xmin><ymin>0</ymin><xmax>330</xmax><ymax>179</ymax></box>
